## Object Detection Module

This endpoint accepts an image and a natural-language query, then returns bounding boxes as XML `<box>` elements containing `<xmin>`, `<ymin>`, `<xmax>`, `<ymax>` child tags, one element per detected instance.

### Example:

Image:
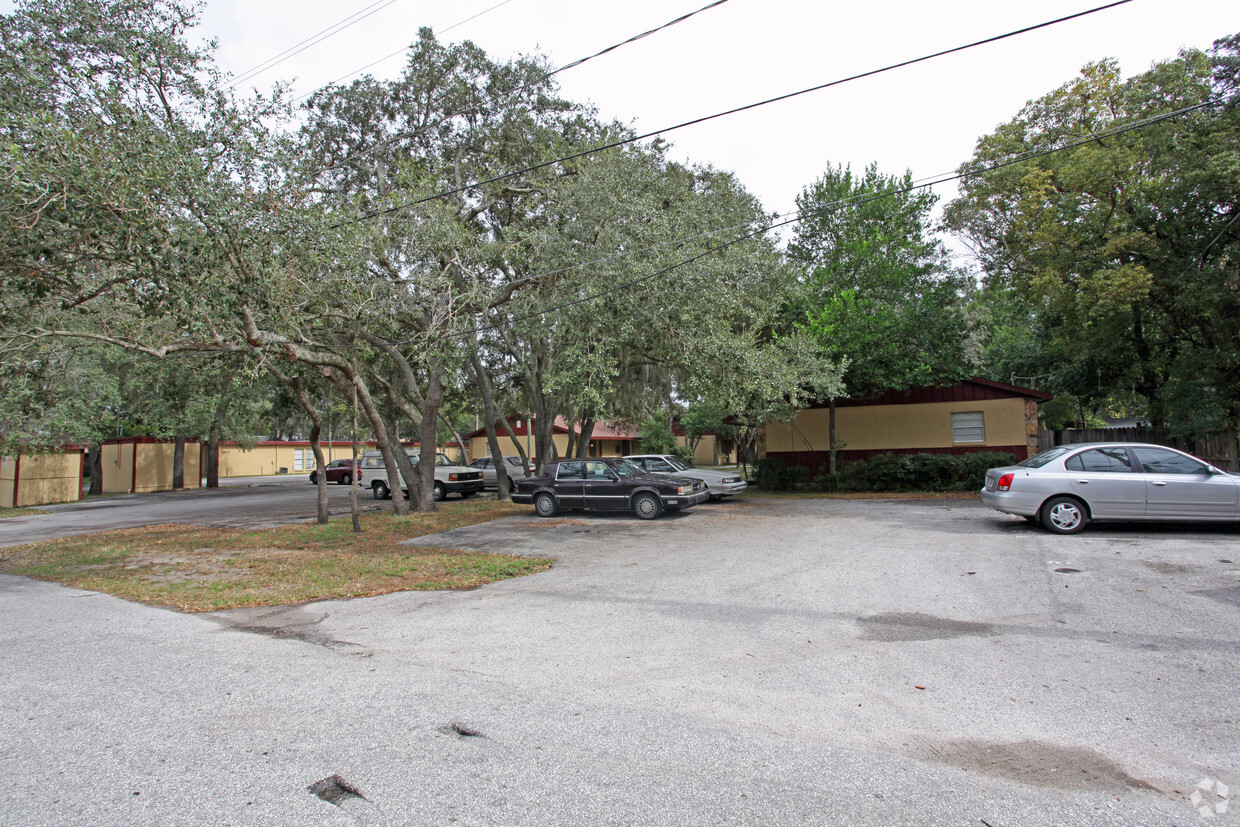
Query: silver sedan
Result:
<box><xmin>981</xmin><ymin>442</ymin><xmax>1240</xmax><ymax>534</ymax></box>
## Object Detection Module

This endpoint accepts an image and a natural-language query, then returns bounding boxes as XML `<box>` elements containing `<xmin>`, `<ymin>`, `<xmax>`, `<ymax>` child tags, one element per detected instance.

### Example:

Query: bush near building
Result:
<box><xmin>755</xmin><ymin>451</ymin><xmax>1017</xmax><ymax>493</ymax></box>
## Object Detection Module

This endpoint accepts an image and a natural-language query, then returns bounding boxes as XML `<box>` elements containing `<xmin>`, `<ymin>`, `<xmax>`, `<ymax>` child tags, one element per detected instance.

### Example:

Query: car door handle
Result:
<box><xmin>1075</xmin><ymin>479</ymin><xmax>1090</xmax><ymax>485</ymax></box>
<box><xmin>1151</xmin><ymin>481</ymin><xmax>1168</xmax><ymax>487</ymax></box>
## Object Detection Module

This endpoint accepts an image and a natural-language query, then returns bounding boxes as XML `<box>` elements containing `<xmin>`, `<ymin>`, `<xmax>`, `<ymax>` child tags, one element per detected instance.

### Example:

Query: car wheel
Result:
<box><xmin>372</xmin><ymin>481</ymin><xmax>389</xmax><ymax>500</ymax></box>
<box><xmin>534</xmin><ymin>492</ymin><xmax>559</xmax><ymax>518</ymax></box>
<box><xmin>1040</xmin><ymin>496</ymin><xmax>1087</xmax><ymax>534</ymax></box>
<box><xmin>309</xmin><ymin>472</ymin><xmax>317</xmax><ymax>485</ymax></box>
<box><xmin>633</xmin><ymin>492</ymin><xmax>662</xmax><ymax>520</ymax></box>
<box><xmin>340</xmin><ymin>473</ymin><xmax>352</xmax><ymax>486</ymax></box>
<box><xmin>433</xmin><ymin>482</ymin><xmax>445</xmax><ymax>502</ymax></box>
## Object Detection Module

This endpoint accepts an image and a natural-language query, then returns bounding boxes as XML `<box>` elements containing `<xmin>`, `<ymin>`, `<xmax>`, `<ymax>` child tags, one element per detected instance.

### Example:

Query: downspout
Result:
<box><xmin>12</xmin><ymin>453</ymin><xmax>20</xmax><ymax>508</ymax></box>
<box><xmin>131</xmin><ymin>440</ymin><xmax>138</xmax><ymax>494</ymax></box>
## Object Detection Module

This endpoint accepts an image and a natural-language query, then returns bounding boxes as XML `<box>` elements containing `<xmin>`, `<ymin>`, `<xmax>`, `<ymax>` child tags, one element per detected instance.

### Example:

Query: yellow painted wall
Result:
<box><xmin>102</xmin><ymin>442</ymin><xmax>134</xmax><ymax>493</ymax></box>
<box><xmin>0</xmin><ymin>451</ymin><xmax>82</xmax><ymax>507</ymax></box>
<box><xmin>468</xmin><ymin>433</ymin><xmax>570</xmax><ymax>462</ymax></box>
<box><xmin>102</xmin><ymin>441</ymin><xmax>201</xmax><ymax>493</ymax></box>
<box><xmin>765</xmin><ymin>398</ymin><xmax>1031</xmax><ymax>454</ymax></box>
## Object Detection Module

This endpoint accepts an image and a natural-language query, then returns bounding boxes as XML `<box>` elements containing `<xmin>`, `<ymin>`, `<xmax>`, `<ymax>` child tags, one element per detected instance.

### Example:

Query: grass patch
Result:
<box><xmin>0</xmin><ymin>500</ymin><xmax>550</xmax><ymax>612</ymax></box>
<box><xmin>0</xmin><ymin>507</ymin><xmax>49</xmax><ymax>518</ymax></box>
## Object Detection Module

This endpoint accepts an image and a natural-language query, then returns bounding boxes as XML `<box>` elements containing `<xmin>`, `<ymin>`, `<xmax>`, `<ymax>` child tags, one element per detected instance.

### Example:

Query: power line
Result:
<box><xmin>329</xmin><ymin>0</ymin><xmax>1134</xmax><ymax>230</ymax></box>
<box><xmin>225</xmin><ymin>0</ymin><xmax>400</xmax><ymax>91</ymax></box>
<box><xmin>293</xmin><ymin>0</ymin><xmax>520</xmax><ymax>103</ymax></box>
<box><xmin>328</xmin><ymin>99</ymin><xmax>1216</xmax><ymax>351</ymax></box>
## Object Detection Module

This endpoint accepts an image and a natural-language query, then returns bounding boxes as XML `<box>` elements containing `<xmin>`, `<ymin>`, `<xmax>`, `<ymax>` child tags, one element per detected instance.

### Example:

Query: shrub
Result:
<box><xmin>836</xmin><ymin>451</ymin><xmax>1018</xmax><ymax>493</ymax></box>
<box><xmin>754</xmin><ymin>457</ymin><xmax>810</xmax><ymax>490</ymax></box>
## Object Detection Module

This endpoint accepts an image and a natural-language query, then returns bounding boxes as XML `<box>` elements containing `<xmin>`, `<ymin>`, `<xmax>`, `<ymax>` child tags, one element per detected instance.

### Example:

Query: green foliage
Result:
<box><xmin>789</xmin><ymin>162</ymin><xmax>977</xmax><ymax>398</ymax></box>
<box><xmin>756</xmin><ymin>452</ymin><xmax>1017</xmax><ymax>492</ymax></box>
<box><xmin>947</xmin><ymin>36</ymin><xmax>1240</xmax><ymax>436</ymax></box>
<box><xmin>638</xmin><ymin>416</ymin><xmax>677</xmax><ymax>454</ymax></box>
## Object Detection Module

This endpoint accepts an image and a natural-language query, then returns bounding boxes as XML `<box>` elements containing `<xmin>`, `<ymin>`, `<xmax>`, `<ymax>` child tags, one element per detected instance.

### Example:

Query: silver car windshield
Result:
<box><xmin>613</xmin><ymin>460</ymin><xmax>646</xmax><ymax>478</ymax></box>
<box><xmin>663</xmin><ymin>457</ymin><xmax>690</xmax><ymax>471</ymax></box>
<box><xmin>1019</xmin><ymin>447</ymin><xmax>1072</xmax><ymax>469</ymax></box>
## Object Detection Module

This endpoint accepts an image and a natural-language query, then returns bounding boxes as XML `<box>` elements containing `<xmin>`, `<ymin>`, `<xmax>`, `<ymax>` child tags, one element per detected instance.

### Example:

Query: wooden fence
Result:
<box><xmin>1038</xmin><ymin>427</ymin><xmax>1240</xmax><ymax>472</ymax></box>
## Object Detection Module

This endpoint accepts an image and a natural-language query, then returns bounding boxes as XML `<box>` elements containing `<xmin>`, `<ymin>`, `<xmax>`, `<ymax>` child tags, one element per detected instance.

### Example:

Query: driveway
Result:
<box><xmin>0</xmin><ymin>476</ymin><xmax>375</xmax><ymax>548</ymax></box>
<box><xmin>1</xmin><ymin>497</ymin><xmax>1237</xmax><ymax>825</ymax></box>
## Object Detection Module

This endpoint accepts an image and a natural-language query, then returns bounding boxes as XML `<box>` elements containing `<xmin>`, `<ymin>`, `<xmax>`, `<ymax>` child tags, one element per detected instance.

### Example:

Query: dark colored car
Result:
<box><xmin>309</xmin><ymin>458</ymin><xmax>356</xmax><ymax>485</ymax></box>
<box><xmin>512</xmin><ymin>457</ymin><xmax>709</xmax><ymax>520</ymax></box>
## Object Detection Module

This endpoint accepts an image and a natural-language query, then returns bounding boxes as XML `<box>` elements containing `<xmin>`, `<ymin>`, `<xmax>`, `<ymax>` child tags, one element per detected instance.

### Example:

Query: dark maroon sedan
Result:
<box><xmin>512</xmin><ymin>457</ymin><xmax>708</xmax><ymax>520</ymax></box>
<box><xmin>308</xmin><ymin>459</ymin><xmax>356</xmax><ymax>485</ymax></box>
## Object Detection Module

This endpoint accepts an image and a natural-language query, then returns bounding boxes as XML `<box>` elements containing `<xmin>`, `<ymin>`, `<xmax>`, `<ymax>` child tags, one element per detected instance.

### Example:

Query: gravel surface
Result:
<box><xmin>2</xmin><ymin>496</ymin><xmax>1237</xmax><ymax>825</ymax></box>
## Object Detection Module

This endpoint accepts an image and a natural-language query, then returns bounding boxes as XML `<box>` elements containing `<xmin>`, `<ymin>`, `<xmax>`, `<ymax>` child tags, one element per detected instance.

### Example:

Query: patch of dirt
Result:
<box><xmin>1142</xmin><ymin>560</ymin><xmax>1193</xmax><ymax>575</ymax></box>
<box><xmin>913</xmin><ymin>738</ymin><xmax>1159</xmax><ymax>793</ymax></box>
<box><xmin>856</xmin><ymin>612</ymin><xmax>995</xmax><ymax>642</ymax></box>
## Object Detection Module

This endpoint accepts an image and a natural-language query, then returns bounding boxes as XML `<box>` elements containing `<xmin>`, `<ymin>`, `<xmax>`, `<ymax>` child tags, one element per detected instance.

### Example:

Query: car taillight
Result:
<box><xmin>997</xmin><ymin>473</ymin><xmax>1014</xmax><ymax>491</ymax></box>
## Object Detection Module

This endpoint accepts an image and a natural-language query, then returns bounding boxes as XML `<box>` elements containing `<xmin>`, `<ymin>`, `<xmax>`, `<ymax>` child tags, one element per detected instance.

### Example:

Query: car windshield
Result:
<box><xmin>613</xmin><ymin>460</ymin><xmax>646</xmax><ymax>478</ymax></box>
<box><xmin>435</xmin><ymin>454</ymin><xmax>453</xmax><ymax>466</ymax></box>
<box><xmin>1019</xmin><ymin>447</ymin><xmax>1072</xmax><ymax>468</ymax></box>
<box><xmin>662</xmin><ymin>457</ymin><xmax>690</xmax><ymax>471</ymax></box>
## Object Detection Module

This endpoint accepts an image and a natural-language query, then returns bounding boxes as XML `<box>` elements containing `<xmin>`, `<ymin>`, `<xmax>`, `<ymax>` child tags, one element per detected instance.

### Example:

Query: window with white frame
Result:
<box><xmin>951</xmin><ymin>411</ymin><xmax>985</xmax><ymax>443</ymax></box>
<box><xmin>293</xmin><ymin>448</ymin><xmax>313</xmax><ymax>471</ymax></box>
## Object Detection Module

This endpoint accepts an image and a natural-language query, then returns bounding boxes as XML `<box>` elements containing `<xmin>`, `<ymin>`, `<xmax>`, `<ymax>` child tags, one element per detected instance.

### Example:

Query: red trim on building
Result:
<box><xmin>818</xmin><ymin>377</ymin><xmax>1052</xmax><ymax>409</ymax></box>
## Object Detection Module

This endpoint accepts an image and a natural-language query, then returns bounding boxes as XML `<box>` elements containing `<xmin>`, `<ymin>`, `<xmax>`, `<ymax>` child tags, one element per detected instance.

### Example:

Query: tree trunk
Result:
<box><xmin>500</xmin><ymin>415</ymin><xmax>530</xmax><ymax>473</ymax></box>
<box><xmin>87</xmin><ymin>445</ymin><xmax>103</xmax><ymax>496</ymax></box>
<box><xmin>576</xmin><ymin>416</ymin><xmax>596</xmax><ymax>458</ymax></box>
<box><xmin>309</xmin><ymin>419</ymin><xmax>329</xmax><ymax>525</ymax></box>
<box><xmin>413</xmin><ymin>371</ymin><xmax>446</xmax><ymax>512</ymax></box>
<box><xmin>205</xmin><ymin>431</ymin><xmax>220</xmax><ymax>488</ymax></box>
<box><xmin>172</xmin><ymin>436</ymin><xmax>186</xmax><ymax>490</ymax></box>
<box><xmin>468</xmin><ymin>349</ymin><xmax>512</xmax><ymax>500</ymax></box>
<box><xmin>350</xmin><ymin>385</ymin><xmax>362</xmax><ymax>533</ymax></box>
<box><xmin>440</xmin><ymin>412</ymin><xmax>469</xmax><ymax>464</ymax></box>
<box><xmin>828</xmin><ymin>397</ymin><xmax>838</xmax><ymax>476</ymax></box>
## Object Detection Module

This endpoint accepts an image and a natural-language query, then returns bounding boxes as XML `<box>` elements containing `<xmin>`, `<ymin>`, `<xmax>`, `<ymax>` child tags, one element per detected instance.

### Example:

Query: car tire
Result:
<box><xmin>633</xmin><ymin>492</ymin><xmax>662</xmax><ymax>520</ymax></box>
<box><xmin>340</xmin><ymin>473</ymin><xmax>352</xmax><ymax>486</ymax></box>
<box><xmin>534</xmin><ymin>492</ymin><xmax>559</xmax><ymax>518</ymax></box>
<box><xmin>372</xmin><ymin>481</ymin><xmax>389</xmax><ymax>500</ymax></box>
<box><xmin>1040</xmin><ymin>496</ymin><xmax>1087</xmax><ymax>534</ymax></box>
<box><xmin>433</xmin><ymin>482</ymin><xmax>445</xmax><ymax>502</ymax></box>
<box><xmin>309</xmin><ymin>472</ymin><xmax>318</xmax><ymax>485</ymax></box>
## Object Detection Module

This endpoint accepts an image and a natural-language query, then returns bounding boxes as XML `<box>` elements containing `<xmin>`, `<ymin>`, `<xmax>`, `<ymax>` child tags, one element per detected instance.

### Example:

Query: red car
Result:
<box><xmin>308</xmin><ymin>459</ymin><xmax>357</xmax><ymax>485</ymax></box>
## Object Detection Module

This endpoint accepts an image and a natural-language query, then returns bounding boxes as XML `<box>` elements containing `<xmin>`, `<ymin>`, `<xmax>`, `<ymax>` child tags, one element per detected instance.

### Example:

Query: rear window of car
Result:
<box><xmin>1019</xmin><ymin>447</ymin><xmax>1071</xmax><ymax>468</ymax></box>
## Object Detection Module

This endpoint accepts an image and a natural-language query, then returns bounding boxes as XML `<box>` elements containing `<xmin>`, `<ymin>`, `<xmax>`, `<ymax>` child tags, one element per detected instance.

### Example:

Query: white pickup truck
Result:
<box><xmin>356</xmin><ymin>450</ymin><xmax>484</xmax><ymax>501</ymax></box>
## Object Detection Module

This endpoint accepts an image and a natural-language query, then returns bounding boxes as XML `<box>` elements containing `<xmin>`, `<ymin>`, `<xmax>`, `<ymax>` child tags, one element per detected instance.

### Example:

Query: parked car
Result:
<box><xmin>468</xmin><ymin>456</ymin><xmax>531</xmax><ymax>489</ymax></box>
<box><xmin>513</xmin><ymin>457</ymin><xmax>708</xmax><ymax>520</ymax></box>
<box><xmin>308</xmin><ymin>458</ymin><xmax>356</xmax><ymax>486</ymax></box>
<box><xmin>981</xmin><ymin>442</ymin><xmax>1240</xmax><ymax>534</ymax></box>
<box><xmin>623</xmin><ymin>454</ymin><xmax>747</xmax><ymax>500</ymax></box>
<box><xmin>356</xmin><ymin>450</ymin><xmax>484</xmax><ymax>501</ymax></box>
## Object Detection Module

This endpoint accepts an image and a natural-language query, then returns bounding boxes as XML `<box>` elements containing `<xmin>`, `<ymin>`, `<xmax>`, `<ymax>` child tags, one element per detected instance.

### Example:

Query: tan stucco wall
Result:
<box><xmin>102</xmin><ymin>442</ymin><xmax>201</xmax><ymax>493</ymax></box>
<box><xmin>0</xmin><ymin>451</ymin><xmax>82</xmax><ymax>507</ymax></box>
<box><xmin>469</xmin><ymin>433</ymin><xmax>570</xmax><ymax>462</ymax></box>
<box><xmin>765</xmin><ymin>398</ymin><xmax>1031</xmax><ymax>454</ymax></box>
<box><xmin>102</xmin><ymin>442</ymin><xmax>134</xmax><ymax>493</ymax></box>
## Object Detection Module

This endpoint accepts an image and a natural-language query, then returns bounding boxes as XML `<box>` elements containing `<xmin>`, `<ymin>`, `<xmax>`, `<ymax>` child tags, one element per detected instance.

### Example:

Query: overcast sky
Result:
<box><xmin>6</xmin><ymin>0</ymin><xmax>1236</xmax><ymax>221</ymax></box>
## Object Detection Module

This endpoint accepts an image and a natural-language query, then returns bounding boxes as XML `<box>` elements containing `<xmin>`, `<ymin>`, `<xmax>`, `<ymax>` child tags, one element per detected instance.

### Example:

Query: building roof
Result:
<box><xmin>465</xmin><ymin>414</ymin><xmax>639</xmax><ymax>441</ymax></box>
<box><xmin>827</xmin><ymin>377</ymin><xmax>1053</xmax><ymax>408</ymax></box>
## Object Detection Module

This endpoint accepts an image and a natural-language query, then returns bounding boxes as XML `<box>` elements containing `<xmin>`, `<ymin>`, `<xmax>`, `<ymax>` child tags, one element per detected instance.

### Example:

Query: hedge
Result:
<box><xmin>755</xmin><ymin>451</ymin><xmax>1018</xmax><ymax>493</ymax></box>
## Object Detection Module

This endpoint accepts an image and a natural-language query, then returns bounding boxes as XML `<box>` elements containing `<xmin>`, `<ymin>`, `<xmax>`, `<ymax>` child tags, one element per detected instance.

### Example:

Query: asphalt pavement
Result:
<box><xmin>2</xmin><ymin>495</ymin><xmax>1238</xmax><ymax>825</ymax></box>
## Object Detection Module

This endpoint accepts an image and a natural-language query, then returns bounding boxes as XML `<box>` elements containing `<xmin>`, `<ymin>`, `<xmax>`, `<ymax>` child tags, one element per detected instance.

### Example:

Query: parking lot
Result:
<box><xmin>2</xmin><ymin>495</ymin><xmax>1237</xmax><ymax>825</ymax></box>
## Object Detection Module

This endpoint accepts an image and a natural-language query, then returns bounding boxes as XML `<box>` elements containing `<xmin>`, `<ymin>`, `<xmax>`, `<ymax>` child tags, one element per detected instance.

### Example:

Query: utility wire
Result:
<box><xmin>225</xmin><ymin>0</ymin><xmax>400</xmax><ymax>91</ymax></box>
<box><xmin>315</xmin><ymin>98</ymin><xmax>1215</xmax><ymax>352</ymax></box>
<box><xmin>294</xmin><ymin>0</ymin><xmax>519</xmax><ymax>103</ymax></box>
<box><xmin>330</xmin><ymin>0</ymin><xmax>1134</xmax><ymax>230</ymax></box>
